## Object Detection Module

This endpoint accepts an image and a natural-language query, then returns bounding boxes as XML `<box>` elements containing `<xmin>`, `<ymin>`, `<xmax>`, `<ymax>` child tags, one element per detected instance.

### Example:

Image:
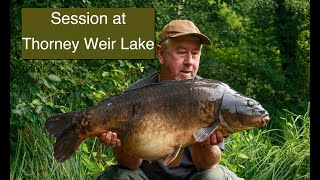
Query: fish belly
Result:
<box><xmin>120</xmin><ymin>112</ymin><xmax>197</xmax><ymax>160</ymax></box>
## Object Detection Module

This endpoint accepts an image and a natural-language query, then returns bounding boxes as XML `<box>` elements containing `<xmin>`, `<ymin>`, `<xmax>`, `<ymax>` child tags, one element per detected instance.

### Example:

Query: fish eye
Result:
<box><xmin>247</xmin><ymin>100</ymin><xmax>255</xmax><ymax>108</ymax></box>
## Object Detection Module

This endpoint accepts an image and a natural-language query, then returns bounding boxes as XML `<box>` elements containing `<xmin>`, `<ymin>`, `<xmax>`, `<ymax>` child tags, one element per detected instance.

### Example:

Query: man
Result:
<box><xmin>96</xmin><ymin>20</ymin><xmax>242</xmax><ymax>180</ymax></box>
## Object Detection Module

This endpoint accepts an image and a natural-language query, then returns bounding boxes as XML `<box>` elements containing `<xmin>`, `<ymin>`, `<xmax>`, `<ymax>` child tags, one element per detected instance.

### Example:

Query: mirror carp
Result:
<box><xmin>45</xmin><ymin>79</ymin><xmax>270</xmax><ymax>166</ymax></box>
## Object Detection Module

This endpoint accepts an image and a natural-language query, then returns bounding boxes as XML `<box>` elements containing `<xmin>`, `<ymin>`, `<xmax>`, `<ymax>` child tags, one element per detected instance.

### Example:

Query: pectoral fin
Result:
<box><xmin>193</xmin><ymin>121</ymin><xmax>219</xmax><ymax>142</ymax></box>
<box><xmin>169</xmin><ymin>148</ymin><xmax>184</xmax><ymax>167</ymax></box>
<box><xmin>163</xmin><ymin>145</ymin><xmax>182</xmax><ymax>166</ymax></box>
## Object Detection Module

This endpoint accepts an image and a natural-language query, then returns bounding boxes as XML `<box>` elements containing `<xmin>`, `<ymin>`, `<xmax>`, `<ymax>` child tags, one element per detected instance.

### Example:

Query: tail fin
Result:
<box><xmin>44</xmin><ymin>111</ymin><xmax>84</xmax><ymax>162</ymax></box>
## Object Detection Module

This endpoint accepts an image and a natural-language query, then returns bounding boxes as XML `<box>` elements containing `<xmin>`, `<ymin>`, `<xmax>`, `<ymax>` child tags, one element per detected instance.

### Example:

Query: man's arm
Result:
<box><xmin>99</xmin><ymin>131</ymin><xmax>142</xmax><ymax>170</ymax></box>
<box><xmin>191</xmin><ymin>131</ymin><xmax>224</xmax><ymax>171</ymax></box>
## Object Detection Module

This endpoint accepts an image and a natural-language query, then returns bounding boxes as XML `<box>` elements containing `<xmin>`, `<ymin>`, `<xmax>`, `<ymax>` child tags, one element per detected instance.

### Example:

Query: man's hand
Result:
<box><xmin>198</xmin><ymin>130</ymin><xmax>224</xmax><ymax>146</ymax></box>
<box><xmin>191</xmin><ymin>131</ymin><xmax>224</xmax><ymax>171</ymax></box>
<box><xmin>99</xmin><ymin>131</ymin><xmax>121</xmax><ymax>148</ymax></box>
<box><xmin>99</xmin><ymin>131</ymin><xmax>142</xmax><ymax>170</ymax></box>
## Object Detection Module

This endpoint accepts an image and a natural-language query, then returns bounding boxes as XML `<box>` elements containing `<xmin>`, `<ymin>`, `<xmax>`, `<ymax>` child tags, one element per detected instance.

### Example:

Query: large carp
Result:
<box><xmin>45</xmin><ymin>79</ymin><xmax>270</xmax><ymax>166</ymax></box>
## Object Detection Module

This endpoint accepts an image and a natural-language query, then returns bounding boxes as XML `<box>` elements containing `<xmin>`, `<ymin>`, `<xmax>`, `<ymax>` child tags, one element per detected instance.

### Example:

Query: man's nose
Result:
<box><xmin>183</xmin><ymin>52</ymin><xmax>193</xmax><ymax>65</ymax></box>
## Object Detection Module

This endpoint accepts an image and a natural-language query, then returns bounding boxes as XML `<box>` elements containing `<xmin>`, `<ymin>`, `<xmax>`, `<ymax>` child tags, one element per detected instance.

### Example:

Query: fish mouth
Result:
<box><xmin>260</xmin><ymin>114</ymin><xmax>270</xmax><ymax>126</ymax></box>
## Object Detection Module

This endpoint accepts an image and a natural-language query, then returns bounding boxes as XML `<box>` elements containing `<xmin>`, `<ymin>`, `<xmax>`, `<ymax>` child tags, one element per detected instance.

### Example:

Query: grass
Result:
<box><xmin>10</xmin><ymin>105</ymin><xmax>310</xmax><ymax>179</ymax></box>
<box><xmin>221</xmin><ymin>103</ymin><xmax>310</xmax><ymax>179</ymax></box>
<box><xmin>10</xmin><ymin>123</ymin><xmax>115</xmax><ymax>180</ymax></box>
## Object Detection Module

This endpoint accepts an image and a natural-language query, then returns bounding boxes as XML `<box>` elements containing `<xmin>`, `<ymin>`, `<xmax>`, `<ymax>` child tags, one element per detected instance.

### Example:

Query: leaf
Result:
<box><xmin>81</xmin><ymin>143</ymin><xmax>89</xmax><ymax>153</ymax></box>
<box><xmin>12</xmin><ymin>109</ymin><xmax>23</xmax><ymax>116</ymax></box>
<box><xmin>125</xmin><ymin>61</ymin><xmax>134</xmax><ymax>68</ymax></box>
<box><xmin>102</xmin><ymin>72</ymin><xmax>109</xmax><ymax>77</ymax></box>
<box><xmin>26</xmin><ymin>113</ymin><xmax>37</xmax><ymax>122</ymax></box>
<box><xmin>119</xmin><ymin>60</ymin><xmax>125</xmax><ymax>67</ymax></box>
<box><xmin>29</xmin><ymin>103</ymin><xmax>35</xmax><ymax>108</ymax></box>
<box><xmin>286</xmin><ymin>122</ymin><xmax>293</xmax><ymax>128</ymax></box>
<box><xmin>208</xmin><ymin>0</ymin><xmax>214</xmax><ymax>5</ymax></box>
<box><xmin>47</xmin><ymin>82</ymin><xmax>57</xmax><ymax>90</ymax></box>
<box><xmin>80</xmin><ymin>67</ymin><xmax>88</xmax><ymax>72</ymax></box>
<box><xmin>98</xmin><ymin>163</ymin><xmax>105</xmax><ymax>171</ymax></box>
<box><xmin>48</xmin><ymin>74</ymin><xmax>61</xmax><ymax>82</ymax></box>
<box><xmin>28</xmin><ymin>72</ymin><xmax>39</xmax><ymax>80</ymax></box>
<box><xmin>237</xmin><ymin>153</ymin><xmax>249</xmax><ymax>159</ymax></box>
<box><xmin>80</xmin><ymin>154</ymin><xmax>97</xmax><ymax>172</ymax></box>
<box><xmin>40</xmin><ymin>77</ymin><xmax>49</xmax><ymax>87</ymax></box>
<box><xmin>228</xmin><ymin>164</ymin><xmax>238</xmax><ymax>173</ymax></box>
<box><xmin>36</xmin><ymin>93</ymin><xmax>47</xmax><ymax>102</ymax></box>
<box><xmin>111</xmin><ymin>69</ymin><xmax>124</xmax><ymax>75</ymax></box>
<box><xmin>106</xmin><ymin>160</ymin><xmax>115</xmax><ymax>166</ymax></box>
<box><xmin>32</xmin><ymin>99</ymin><xmax>42</xmax><ymax>106</ymax></box>
<box><xmin>100</xmin><ymin>154</ymin><xmax>107</xmax><ymax>158</ymax></box>
<box><xmin>290</xmin><ymin>131</ymin><xmax>295</xmax><ymax>137</ymax></box>
<box><xmin>45</xmin><ymin>101</ymin><xmax>54</xmax><ymax>108</ymax></box>
<box><xmin>35</xmin><ymin>105</ymin><xmax>43</xmax><ymax>114</ymax></box>
<box><xmin>92</xmin><ymin>152</ymin><xmax>97</xmax><ymax>157</ymax></box>
<box><xmin>137</xmin><ymin>63</ymin><xmax>144</xmax><ymax>72</ymax></box>
<box><xmin>64</xmin><ymin>66</ymin><xmax>74</xmax><ymax>72</ymax></box>
<box><xmin>237</xmin><ymin>164</ymin><xmax>245</xmax><ymax>169</ymax></box>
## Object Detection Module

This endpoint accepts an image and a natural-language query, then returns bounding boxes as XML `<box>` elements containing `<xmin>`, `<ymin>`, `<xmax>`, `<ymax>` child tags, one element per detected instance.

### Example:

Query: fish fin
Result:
<box><xmin>45</xmin><ymin>111</ymin><xmax>84</xmax><ymax>162</ymax></box>
<box><xmin>163</xmin><ymin>145</ymin><xmax>182</xmax><ymax>166</ymax></box>
<box><xmin>193</xmin><ymin>121</ymin><xmax>219</xmax><ymax>142</ymax></box>
<box><xmin>169</xmin><ymin>147</ymin><xmax>184</xmax><ymax>167</ymax></box>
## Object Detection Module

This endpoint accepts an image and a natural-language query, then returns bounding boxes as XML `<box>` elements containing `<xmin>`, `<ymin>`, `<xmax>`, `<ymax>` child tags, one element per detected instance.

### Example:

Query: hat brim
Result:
<box><xmin>158</xmin><ymin>32</ymin><xmax>212</xmax><ymax>45</ymax></box>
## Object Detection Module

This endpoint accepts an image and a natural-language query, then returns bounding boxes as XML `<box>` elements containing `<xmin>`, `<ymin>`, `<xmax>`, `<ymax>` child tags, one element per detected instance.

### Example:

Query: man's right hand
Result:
<box><xmin>99</xmin><ymin>131</ymin><xmax>143</xmax><ymax>170</ymax></box>
<box><xmin>191</xmin><ymin>131</ymin><xmax>223</xmax><ymax>171</ymax></box>
<box><xmin>99</xmin><ymin>131</ymin><xmax>121</xmax><ymax>148</ymax></box>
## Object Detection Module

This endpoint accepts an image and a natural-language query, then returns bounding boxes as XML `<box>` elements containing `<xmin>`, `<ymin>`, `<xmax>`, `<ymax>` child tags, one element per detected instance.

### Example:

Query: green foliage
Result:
<box><xmin>221</xmin><ymin>104</ymin><xmax>310</xmax><ymax>179</ymax></box>
<box><xmin>10</xmin><ymin>59</ymin><xmax>145</xmax><ymax>128</ymax></box>
<box><xmin>198</xmin><ymin>0</ymin><xmax>310</xmax><ymax>116</ymax></box>
<box><xmin>10</xmin><ymin>123</ymin><xmax>93</xmax><ymax>179</ymax></box>
<box><xmin>78</xmin><ymin>141</ymin><xmax>115</xmax><ymax>176</ymax></box>
<box><xmin>10</xmin><ymin>0</ymin><xmax>309</xmax><ymax>179</ymax></box>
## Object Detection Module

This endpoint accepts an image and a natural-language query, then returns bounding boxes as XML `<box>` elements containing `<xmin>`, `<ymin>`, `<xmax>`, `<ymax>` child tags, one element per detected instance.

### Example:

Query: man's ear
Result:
<box><xmin>156</xmin><ymin>45</ymin><xmax>165</xmax><ymax>65</ymax></box>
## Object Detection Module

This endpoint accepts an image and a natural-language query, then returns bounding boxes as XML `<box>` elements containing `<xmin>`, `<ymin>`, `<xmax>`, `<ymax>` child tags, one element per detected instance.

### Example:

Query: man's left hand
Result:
<box><xmin>199</xmin><ymin>130</ymin><xmax>224</xmax><ymax>146</ymax></box>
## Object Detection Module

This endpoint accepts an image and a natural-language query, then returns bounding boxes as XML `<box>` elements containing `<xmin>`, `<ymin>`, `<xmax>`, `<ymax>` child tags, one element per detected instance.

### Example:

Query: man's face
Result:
<box><xmin>157</xmin><ymin>36</ymin><xmax>202</xmax><ymax>81</ymax></box>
